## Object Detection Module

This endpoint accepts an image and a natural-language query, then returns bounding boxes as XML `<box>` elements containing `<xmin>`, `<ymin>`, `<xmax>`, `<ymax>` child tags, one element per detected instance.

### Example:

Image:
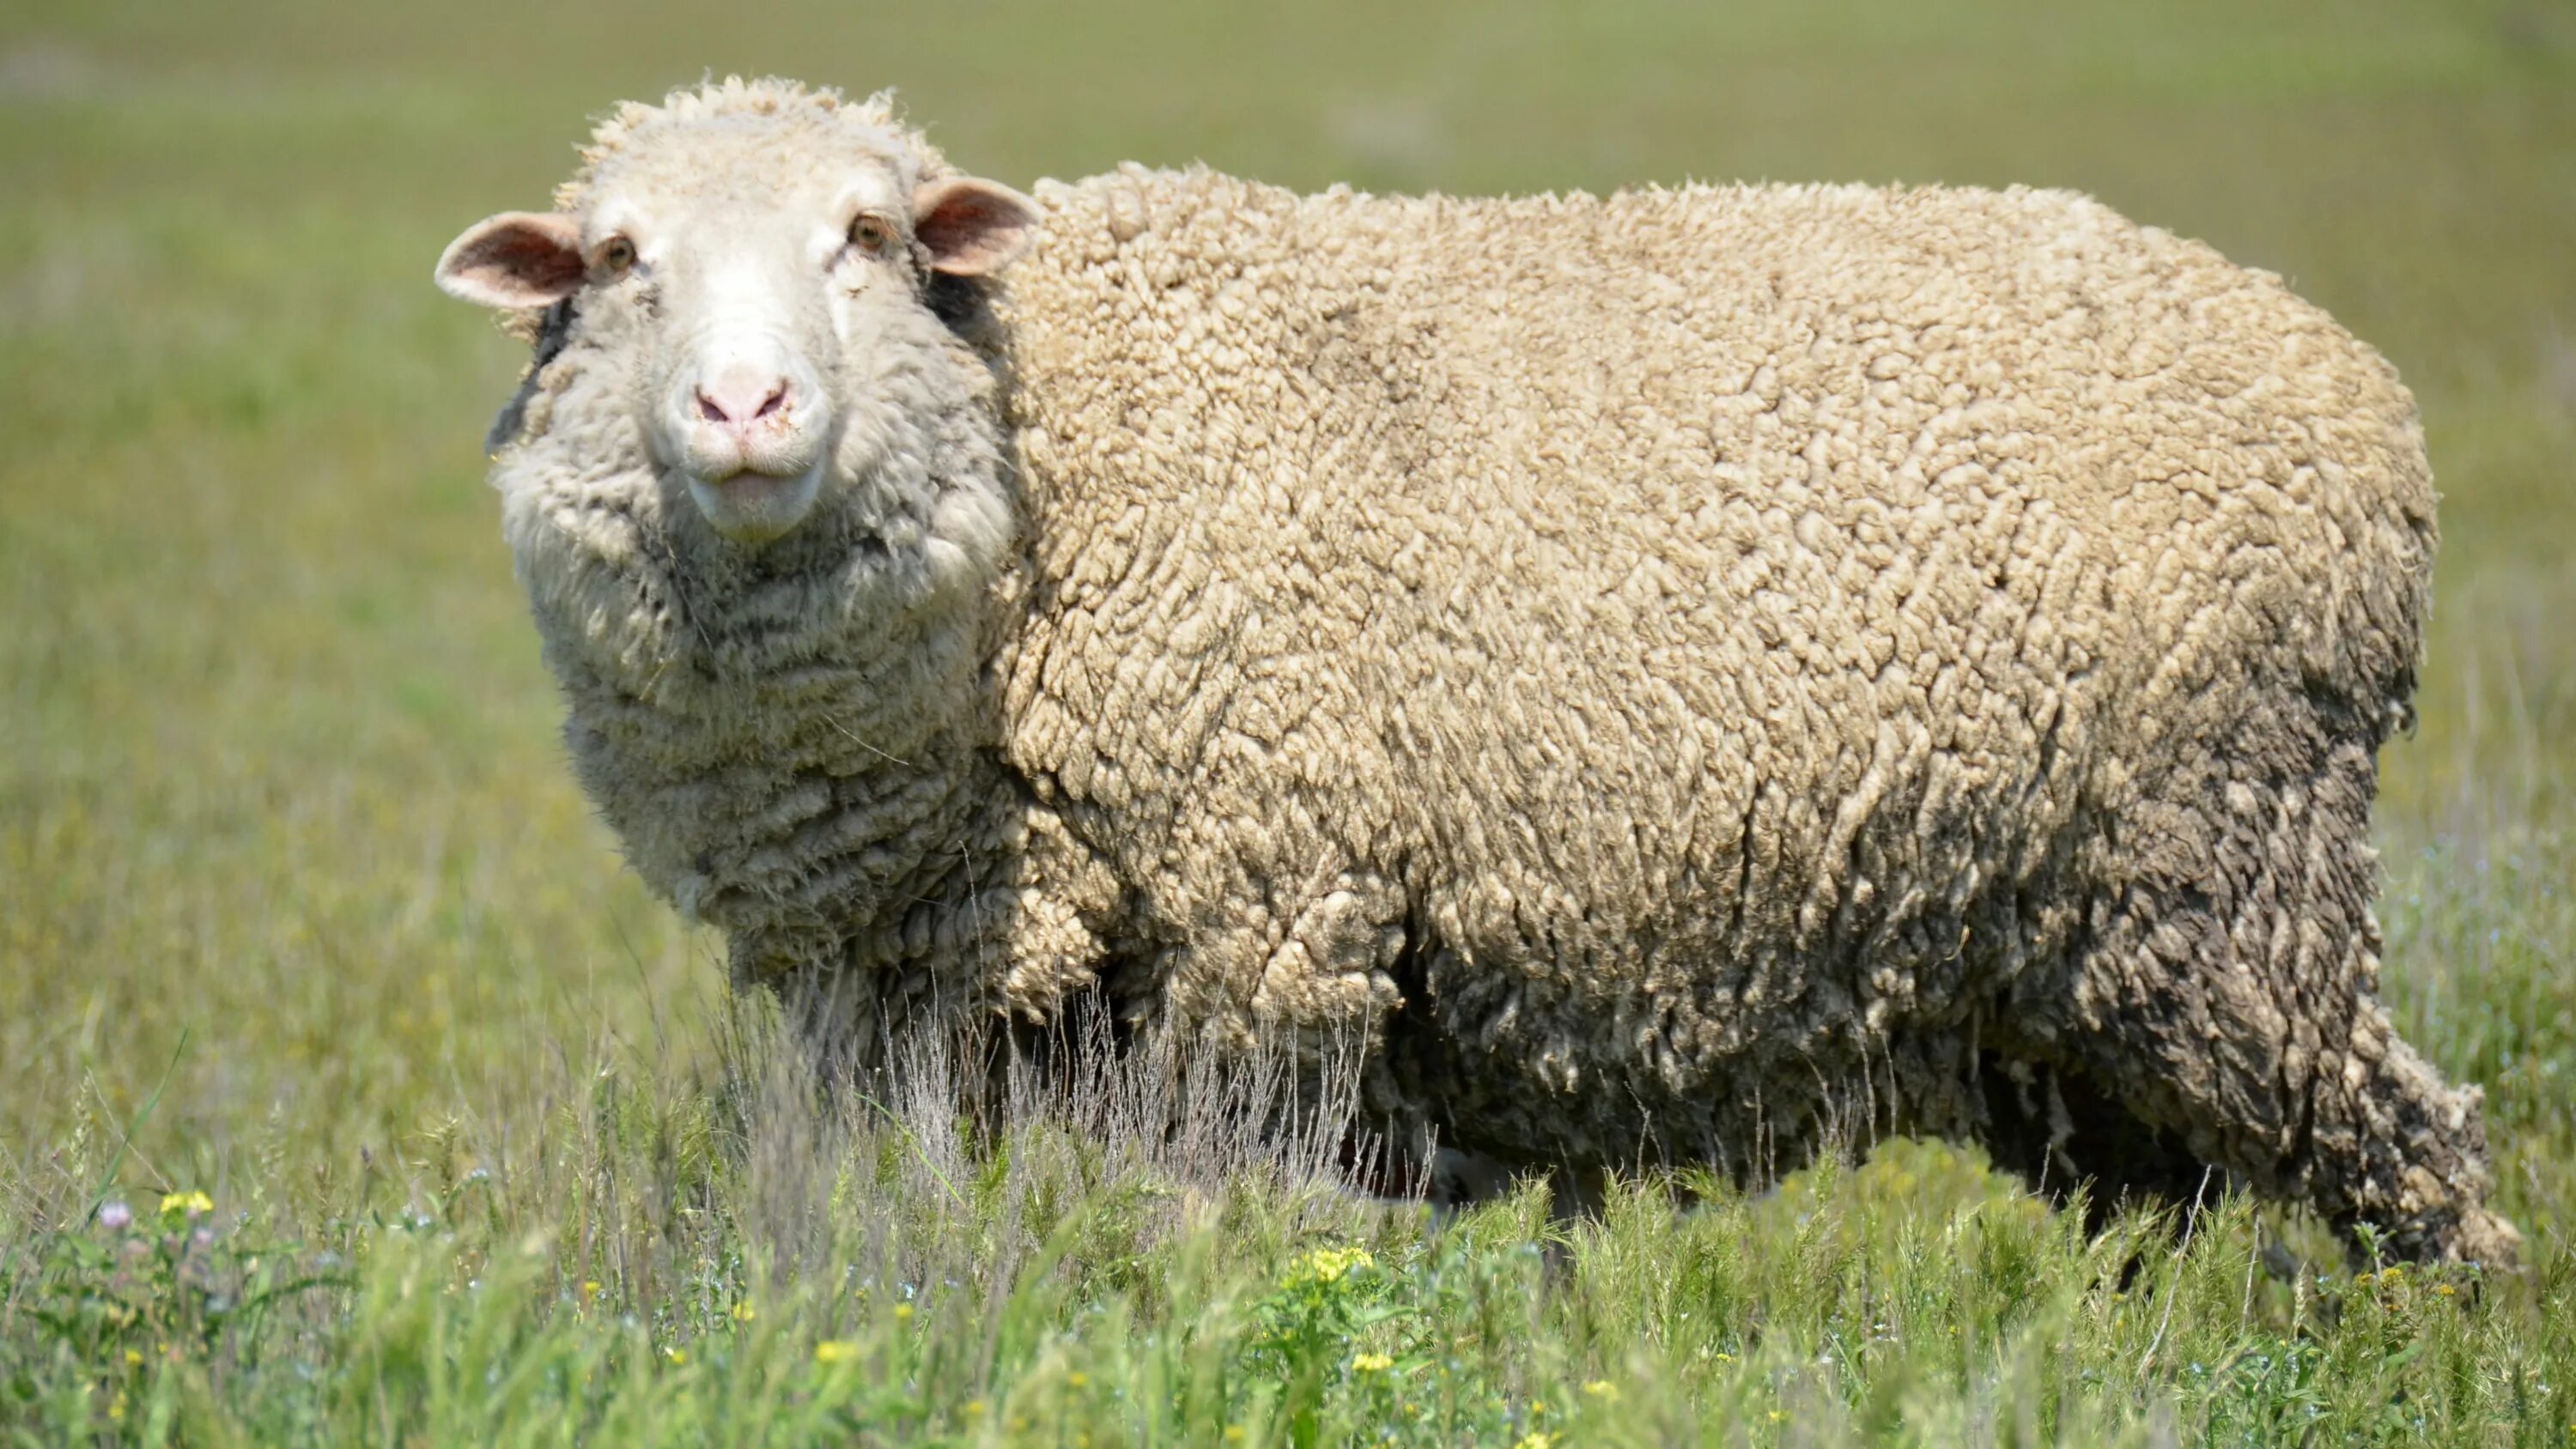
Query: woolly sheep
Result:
<box><xmin>433</xmin><ymin>77</ymin><xmax>2515</xmax><ymax>1263</ymax></box>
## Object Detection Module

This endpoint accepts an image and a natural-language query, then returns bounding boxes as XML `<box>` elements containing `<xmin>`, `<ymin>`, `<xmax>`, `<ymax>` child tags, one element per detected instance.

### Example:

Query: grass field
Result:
<box><xmin>4</xmin><ymin>0</ymin><xmax>2573</xmax><ymax>1441</ymax></box>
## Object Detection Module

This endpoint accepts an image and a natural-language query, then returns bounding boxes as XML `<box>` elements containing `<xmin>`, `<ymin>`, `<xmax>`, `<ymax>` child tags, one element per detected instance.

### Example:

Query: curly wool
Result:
<box><xmin>990</xmin><ymin>167</ymin><xmax>2505</xmax><ymax>1260</ymax></box>
<box><xmin>484</xmin><ymin>83</ymin><xmax>2512</xmax><ymax>1262</ymax></box>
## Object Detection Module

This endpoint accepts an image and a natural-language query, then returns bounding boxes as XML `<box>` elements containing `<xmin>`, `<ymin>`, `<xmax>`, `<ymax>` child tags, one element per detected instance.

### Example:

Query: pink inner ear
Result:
<box><xmin>914</xmin><ymin>179</ymin><xmax>1039</xmax><ymax>277</ymax></box>
<box><xmin>436</xmin><ymin>213</ymin><xmax>585</xmax><ymax>308</ymax></box>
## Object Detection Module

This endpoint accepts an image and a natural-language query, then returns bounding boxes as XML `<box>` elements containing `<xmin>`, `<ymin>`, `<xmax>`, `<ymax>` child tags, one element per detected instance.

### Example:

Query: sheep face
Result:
<box><xmin>434</xmin><ymin>112</ymin><xmax>1038</xmax><ymax>547</ymax></box>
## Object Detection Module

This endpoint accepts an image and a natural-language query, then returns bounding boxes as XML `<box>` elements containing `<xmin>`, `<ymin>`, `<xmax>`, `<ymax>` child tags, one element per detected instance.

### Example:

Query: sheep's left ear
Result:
<box><xmin>912</xmin><ymin>177</ymin><xmax>1042</xmax><ymax>276</ymax></box>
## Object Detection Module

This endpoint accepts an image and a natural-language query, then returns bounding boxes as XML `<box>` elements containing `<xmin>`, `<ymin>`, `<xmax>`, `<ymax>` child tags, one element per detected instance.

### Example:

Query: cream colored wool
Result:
<box><xmin>464</xmin><ymin>79</ymin><xmax>2513</xmax><ymax>1262</ymax></box>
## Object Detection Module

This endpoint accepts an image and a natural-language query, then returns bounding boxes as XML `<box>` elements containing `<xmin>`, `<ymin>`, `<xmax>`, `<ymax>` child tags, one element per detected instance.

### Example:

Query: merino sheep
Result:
<box><xmin>433</xmin><ymin>77</ymin><xmax>2515</xmax><ymax>1262</ymax></box>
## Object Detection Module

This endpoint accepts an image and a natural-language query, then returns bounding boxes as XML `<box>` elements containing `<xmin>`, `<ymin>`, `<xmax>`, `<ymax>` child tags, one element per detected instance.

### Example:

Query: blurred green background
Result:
<box><xmin>3</xmin><ymin>0</ymin><xmax>2572</xmax><ymax>1379</ymax></box>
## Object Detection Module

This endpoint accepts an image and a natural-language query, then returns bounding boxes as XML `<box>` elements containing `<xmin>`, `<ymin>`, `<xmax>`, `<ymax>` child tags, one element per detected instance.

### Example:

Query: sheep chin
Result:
<box><xmin>683</xmin><ymin>463</ymin><xmax>825</xmax><ymax>546</ymax></box>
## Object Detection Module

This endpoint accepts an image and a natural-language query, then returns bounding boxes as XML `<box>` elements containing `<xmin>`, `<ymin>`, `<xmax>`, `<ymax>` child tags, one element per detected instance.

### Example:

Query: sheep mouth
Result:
<box><xmin>701</xmin><ymin>462</ymin><xmax>807</xmax><ymax>489</ymax></box>
<box><xmin>683</xmin><ymin>463</ymin><xmax>826</xmax><ymax>545</ymax></box>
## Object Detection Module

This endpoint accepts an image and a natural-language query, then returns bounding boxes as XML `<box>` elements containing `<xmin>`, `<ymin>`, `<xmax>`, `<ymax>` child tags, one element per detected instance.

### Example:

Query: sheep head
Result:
<box><xmin>434</xmin><ymin>82</ymin><xmax>1039</xmax><ymax>547</ymax></box>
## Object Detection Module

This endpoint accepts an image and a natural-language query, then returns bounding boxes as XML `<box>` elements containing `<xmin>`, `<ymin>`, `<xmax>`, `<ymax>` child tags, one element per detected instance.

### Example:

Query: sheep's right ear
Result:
<box><xmin>435</xmin><ymin>212</ymin><xmax>586</xmax><ymax>308</ymax></box>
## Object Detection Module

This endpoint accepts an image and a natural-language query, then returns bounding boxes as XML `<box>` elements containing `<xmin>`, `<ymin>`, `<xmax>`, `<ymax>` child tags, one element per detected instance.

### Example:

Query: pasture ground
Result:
<box><xmin>3</xmin><ymin>0</ymin><xmax>2573</xmax><ymax>1441</ymax></box>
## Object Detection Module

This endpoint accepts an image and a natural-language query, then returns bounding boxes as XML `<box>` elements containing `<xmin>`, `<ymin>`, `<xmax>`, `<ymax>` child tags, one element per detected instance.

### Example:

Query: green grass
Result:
<box><xmin>4</xmin><ymin>0</ymin><xmax>2573</xmax><ymax>1440</ymax></box>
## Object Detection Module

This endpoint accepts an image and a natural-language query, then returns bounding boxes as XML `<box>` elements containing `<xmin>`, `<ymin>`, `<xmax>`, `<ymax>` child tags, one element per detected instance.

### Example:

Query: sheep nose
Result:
<box><xmin>694</xmin><ymin>367</ymin><xmax>792</xmax><ymax>427</ymax></box>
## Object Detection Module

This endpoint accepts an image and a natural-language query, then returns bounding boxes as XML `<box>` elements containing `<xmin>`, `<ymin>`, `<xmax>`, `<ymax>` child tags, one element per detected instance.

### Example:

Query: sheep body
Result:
<box><xmin>475</xmin><ymin>82</ymin><xmax>2511</xmax><ymax>1261</ymax></box>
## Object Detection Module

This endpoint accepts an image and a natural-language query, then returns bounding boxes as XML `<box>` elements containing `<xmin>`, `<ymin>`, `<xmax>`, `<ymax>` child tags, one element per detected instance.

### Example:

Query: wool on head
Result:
<box><xmin>557</xmin><ymin>77</ymin><xmax>953</xmax><ymax>211</ymax></box>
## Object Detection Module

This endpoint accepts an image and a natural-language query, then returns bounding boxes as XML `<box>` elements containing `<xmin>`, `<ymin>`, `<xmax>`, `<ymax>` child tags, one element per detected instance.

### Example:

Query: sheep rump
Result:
<box><xmin>476</xmin><ymin>82</ymin><xmax>2512</xmax><ymax>1263</ymax></box>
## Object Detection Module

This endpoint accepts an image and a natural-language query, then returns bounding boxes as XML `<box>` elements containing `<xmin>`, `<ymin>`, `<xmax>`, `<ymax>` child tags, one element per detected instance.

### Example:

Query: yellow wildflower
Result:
<box><xmin>1582</xmin><ymin>1379</ymin><xmax>1618</xmax><ymax>1400</ymax></box>
<box><xmin>730</xmin><ymin>1302</ymin><xmax>756</xmax><ymax>1323</ymax></box>
<box><xmin>159</xmin><ymin>1191</ymin><xmax>214</xmax><ymax>1217</ymax></box>
<box><xmin>1352</xmin><ymin>1352</ymin><xmax>1394</xmax><ymax>1373</ymax></box>
<box><xmin>962</xmin><ymin>1400</ymin><xmax>987</xmax><ymax>1420</ymax></box>
<box><xmin>894</xmin><ymin>1302</ymin><xmax>913</xmax><ymax>1322</ymax></box>
<box><xmin>2435</xmin><ymin>1283</ymin><xmax>2458</xmax><ymax>1298</ymax></box>
<box><xmin>1513</xmin><ymin>1434</ymin><xmax>1554</xmax><ymax>1449</ymax></box>
<box><xmin>2381</xmin><ymin>1266</ymin><xmax>2404</xmax><ymax>1285</ymax></box>
<box><xmin>814</xmin><ymin>1340</ymin><xmax>858</xmax><ymax>1365</ymax></box>
<box><xmin>1224</xmin><ymin>1428</ymin><xmax>1246</xmax><ymax>1444</ymax></box>
<box><xmin>1285</xmin><ymin>1246</ymin><xmax>1375</xmax><ymax>1285</ymax></box>
<box><xmin>665</xmin><ymin>1347</ymin><xmax>688</xmax><ymax>1365</ymax></box>
<box><xmin>124</xmin><ymin>1349</ymin><xmax>143</xmax><ymax>1367</ymax></box>
<box><xmin>1769</xmin><ymin>1410</ymin><xmax>1789</xmax><ymax>1423</ymax></box>
<box><xmin>1068</xmin><ymin>1372</ymin><xmax>1091</xmax><ymax>1389</ymax></box>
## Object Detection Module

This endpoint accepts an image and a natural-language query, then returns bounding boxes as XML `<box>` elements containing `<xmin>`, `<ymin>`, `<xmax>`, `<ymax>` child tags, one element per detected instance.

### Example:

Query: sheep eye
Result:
<box><xmin>848</xmin><ymin>215</ymin><xmax>896</xmax><ymax>258</ymax></box>
<box><xmin>596</xmin><ymin>237</ymin><xmax>637</xmax><ymax>275</ymax></box>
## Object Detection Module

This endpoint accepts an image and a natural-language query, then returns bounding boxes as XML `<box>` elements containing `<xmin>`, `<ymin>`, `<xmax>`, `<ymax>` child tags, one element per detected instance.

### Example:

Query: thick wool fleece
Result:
<box><xmin>485</xmin><ymin>82</ymin><xmax>2512</xmax><ymax>1262</ymax></box>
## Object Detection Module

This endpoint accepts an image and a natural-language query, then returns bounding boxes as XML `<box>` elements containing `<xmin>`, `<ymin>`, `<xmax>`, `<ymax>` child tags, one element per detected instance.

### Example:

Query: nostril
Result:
<box><xmin>693</xmin><ymin>374</ymin><xmax>792</xmax><ymax>429</ymax></box>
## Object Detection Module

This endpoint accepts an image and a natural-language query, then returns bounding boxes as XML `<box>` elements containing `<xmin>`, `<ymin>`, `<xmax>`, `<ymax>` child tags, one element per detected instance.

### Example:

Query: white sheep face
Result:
<box><xmin>434</xmin><ymin>113</ymin><xmax>1038</xmax><ymax>545</ymax></box>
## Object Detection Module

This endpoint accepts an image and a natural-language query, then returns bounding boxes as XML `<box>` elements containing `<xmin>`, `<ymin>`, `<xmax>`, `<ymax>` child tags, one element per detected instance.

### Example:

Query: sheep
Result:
<box><xmin>432</xmin><ymin>76</ymin><xmax>2516</xmax><ymax>1263</ymax></box>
